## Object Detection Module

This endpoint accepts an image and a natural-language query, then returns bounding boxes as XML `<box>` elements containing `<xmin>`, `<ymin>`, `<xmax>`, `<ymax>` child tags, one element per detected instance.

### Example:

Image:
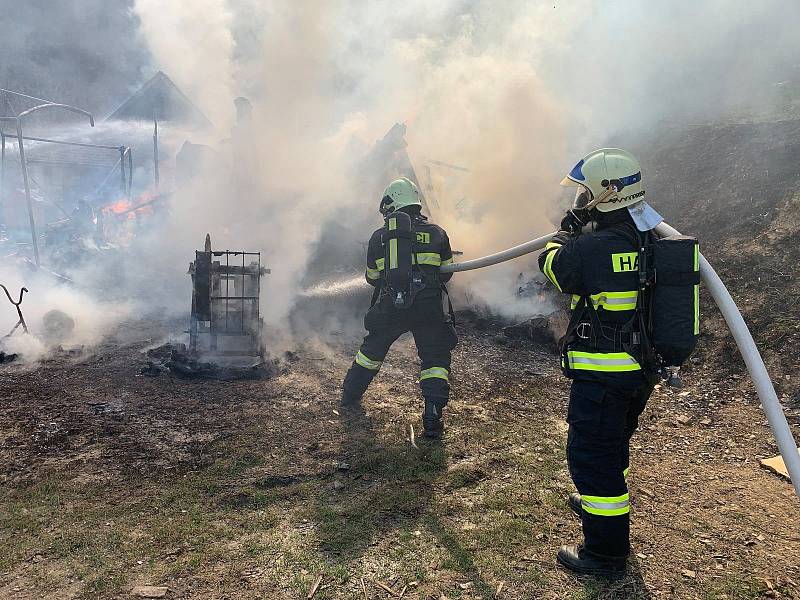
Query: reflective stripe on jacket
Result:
<box><xmin>364</xmin><ymin>215</ymin><xmax>454</xmax><ymax>292</ymax></box>
<box><xmin>538</xmin><ymin>222</ymin><xmax>645</xmax><ymax>379</ymax></box>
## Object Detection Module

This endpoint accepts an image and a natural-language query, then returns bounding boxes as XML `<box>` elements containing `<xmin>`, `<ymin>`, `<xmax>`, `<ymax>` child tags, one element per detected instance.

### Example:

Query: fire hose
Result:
<box><xmin>440</xmin><ymin>222</ymin><xmax>800</xmax><ymax>498</ymax></box>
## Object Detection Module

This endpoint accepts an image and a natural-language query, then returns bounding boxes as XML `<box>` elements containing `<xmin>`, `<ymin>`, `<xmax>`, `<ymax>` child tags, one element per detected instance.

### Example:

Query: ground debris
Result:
<box><xmin>374</xmin><ymin>580</ymin><xmax>400</xmax><ymax>596</ymax></box>
<box><xmin>131</xmin><ymin>586</ymin><xmax>169</xmax><ymax>598</ymax></box>
<box><xmin>0</xmin><ymin>351</ymin><xmax>18</xmax><ymax>363</ymax></box>
<box><xmin>141</xmin><ymin>343</ymin><xmax>282</xmax><ymax>380</ymax></box>
<box><xmin>307</xmin><ymin>573</ymin><xmax>323</xmax><ymax>598</ymax></box>
<box><xmin>760</xmin><ymin>451</ymin><xmax>796</xmax><ymax>480</ymax></box>
<box><xmin>502</xmin><ymin>311</ymin><xmax>568</xmax><ymax>349</ymax></box>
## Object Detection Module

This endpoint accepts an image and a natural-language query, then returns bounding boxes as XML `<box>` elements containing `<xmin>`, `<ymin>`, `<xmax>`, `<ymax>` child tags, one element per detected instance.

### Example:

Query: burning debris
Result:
<box><xmin>142</xmin><ymin>234</ymin><xmax>278</xmax><ymax>380</ymax></box>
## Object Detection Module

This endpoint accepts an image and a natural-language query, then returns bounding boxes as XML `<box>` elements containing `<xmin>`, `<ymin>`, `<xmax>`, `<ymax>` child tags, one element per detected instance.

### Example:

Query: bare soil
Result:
<box><xmin>1</xmin><ymin>310</ymin><xmax>798</xmax><ymax>599</ymax></box>
<box><xmin>3</xmin><ymin>117</ymin><xmax>800</xmax><ymax>599</ymax></box>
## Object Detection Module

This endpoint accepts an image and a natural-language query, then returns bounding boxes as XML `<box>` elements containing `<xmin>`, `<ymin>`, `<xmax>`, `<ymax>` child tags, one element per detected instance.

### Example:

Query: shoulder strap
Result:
<box><xmin>441</xmin><ymin>283</ymin><xmax>456</xmax><ymax>326</ymax></box>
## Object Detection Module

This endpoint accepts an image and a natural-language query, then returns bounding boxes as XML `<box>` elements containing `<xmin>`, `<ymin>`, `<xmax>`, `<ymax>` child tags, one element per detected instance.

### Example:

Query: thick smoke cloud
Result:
<box><xmin>133</xmin><ymin>0</ymin><xmax>236</xmax><ymax>129</ymax></box>
<box><xmin>4</xmin><ymin>1</ymin><xmax>800</xmax><ymax>355</ymax></box>
<box><xmin>0</xmin><ymin>0</ymin><xmax>148</xmax><ymax>116</ymax></box>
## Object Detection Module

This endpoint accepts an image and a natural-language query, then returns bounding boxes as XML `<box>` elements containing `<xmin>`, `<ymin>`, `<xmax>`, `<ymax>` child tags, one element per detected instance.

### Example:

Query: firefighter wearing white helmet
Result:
<box><xmin>378</xmin><ymin>176</ymin><xmax>422</xmax><ymax>215</ymax></box>
<box><xmin>342</xmin><ymin>177</ymin><xmax>457</xmax><ymax>439</ymax></box>
<box><xmin>539</xmin><ymin>149</ymin><xmax>664</xmax><ymax>578</ymax></box>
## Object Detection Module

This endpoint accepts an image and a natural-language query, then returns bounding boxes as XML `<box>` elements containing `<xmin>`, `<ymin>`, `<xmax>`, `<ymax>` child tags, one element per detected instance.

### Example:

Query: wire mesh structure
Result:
<box><xmin>0</xmin><ymin>89</ymin><xmax>134</xmax><ymax>265</ymax></box>
<box><xmin>188</xmin><ymin>234</ymin><xmax>269</xmax><ymax>359</ymax></box>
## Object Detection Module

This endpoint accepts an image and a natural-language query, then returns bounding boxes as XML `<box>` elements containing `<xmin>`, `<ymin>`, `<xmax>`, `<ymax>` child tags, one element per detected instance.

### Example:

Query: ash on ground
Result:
<box><xmin>141</xmin><ymin>343</ymin><xmax>284</xmax><ymax>381</ymax></box>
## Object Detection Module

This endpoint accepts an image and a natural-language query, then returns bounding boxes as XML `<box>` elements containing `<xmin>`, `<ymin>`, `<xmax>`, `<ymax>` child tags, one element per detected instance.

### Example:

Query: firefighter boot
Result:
<box><xmin>557</xmin><ymin>545</ymin><xmax>626</xmax><ymax>580</ymax></box>
<box><xmin>422</xmin><ymin>401</ymin><xmax>444</xmax><ymax>439</ymax></box>
<box><xmin>341</xmin><ymin>363</ymin><xmax>376</xmax><ymax>410</ymax></box>
<box><xmin>341</xmin><ymin>390</ymin><xmax>362</xmax><ymax>409</ymax></box>
<box><xmin>568</xmin><ymin>493</ymin><xmax>582</xmax><ymax>518</ymax></box>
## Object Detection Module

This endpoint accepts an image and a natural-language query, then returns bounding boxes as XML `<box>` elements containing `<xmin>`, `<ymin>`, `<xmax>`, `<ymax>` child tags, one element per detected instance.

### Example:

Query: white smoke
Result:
<box><xmin>5</xmin><ymin>0</ymin><xmax>799</xmax><ymax>350</ymax></box>
<box><xmin>133</xmin><ymin>0</ymin><xmax>237</xmax><ymax>129</ymax></box>
<box><xmin>0</xmin><ymin>264</ymin><xmax>133</xmax><ymax>363</ymax></box>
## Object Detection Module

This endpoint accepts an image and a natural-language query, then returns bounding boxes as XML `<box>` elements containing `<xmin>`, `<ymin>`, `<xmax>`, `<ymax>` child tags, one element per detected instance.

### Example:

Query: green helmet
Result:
<box><xmin>379</xmin><ymin>177</ymin><xmax>421</xmax><ymax>215</ymax></box>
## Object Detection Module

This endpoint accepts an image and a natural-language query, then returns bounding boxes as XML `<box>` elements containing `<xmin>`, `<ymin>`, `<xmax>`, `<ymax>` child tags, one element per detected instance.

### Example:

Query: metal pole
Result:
<box><xmin>0</xmin><ymin>133</ymin><xmax>120</xmax><ymax>151</ymax></box>
<box><xmin>153</xmin><ymin>114</ymin><xmax>159</xmax><ymax>192</ymax></box>
<box><xmin>15</xmin><ymin>118</ymin><xmax>39</xmax><ymax>266</ymax></box>
<box><xmin>119</xmin><ymin>146</ymin><xmax>126</xmax><ymax>198</ymax></box>
<box><xmin>1</xmin><ymin>132</ymin><xmax>5</xmax><ymax>231</ymax></box>
<box><xmin>126</xmin><ymin>148</ymin><xmax>133</xmax><ymax>200</ymax></box>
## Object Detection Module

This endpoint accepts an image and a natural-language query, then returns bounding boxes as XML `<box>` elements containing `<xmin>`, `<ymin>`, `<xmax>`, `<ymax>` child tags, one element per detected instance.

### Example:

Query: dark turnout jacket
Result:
<box><xmin>538</xmin><ymin>222</ymin><xmax>647</xmax><ymax>384</ymax></box>
<box><xmin>365</xmin><ymin>214</ymin><xmax>454</xmax><ymax>299</ymax></box>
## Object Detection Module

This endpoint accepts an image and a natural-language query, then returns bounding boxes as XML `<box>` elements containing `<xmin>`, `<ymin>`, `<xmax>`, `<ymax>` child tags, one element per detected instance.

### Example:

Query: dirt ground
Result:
<box><xmin>3</xmin><ymin>117</ymin><xmax>800</xmax><ymax>599</ymax></box>
<box><xmin>1</xmin><ymin>308</ymin><xmax>798</xmax><ymax>599</ymax></box>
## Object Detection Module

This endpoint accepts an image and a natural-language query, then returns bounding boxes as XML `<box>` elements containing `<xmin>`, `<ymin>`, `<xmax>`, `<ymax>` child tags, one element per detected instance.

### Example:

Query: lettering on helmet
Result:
<box><xmin>416</xmin><ymin>232</ymin><xmax>431</xmax><ymax>244</ymax></box>
<box><xmin>612</xmin><ymin>252</ymin><xmax>639</xmax><ymax>272</ymax></box>
<box><xmin>608</xmin><ymin>189</ymin><xmax>646</xmax><ymax>204</ymax></box>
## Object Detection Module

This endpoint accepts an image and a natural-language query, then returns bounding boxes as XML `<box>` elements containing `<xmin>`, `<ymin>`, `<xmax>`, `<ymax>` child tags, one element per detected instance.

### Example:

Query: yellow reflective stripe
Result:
<box><xmin>420</xmin><ymin>366</ymin><xmax>449</xmax><ymax>381</ymax></box>
<box><xmin>389</xmin><ymin>239</ymin><xmax>398</xmax><ymax>269</ymax></box>
<box><xmin>567</xmin><ymin>351</ymin><xmax>641</xmax><ymax>372</ymax></box>
<box><xmin>694</xmin><ymin>242</ymin><xmax>700</xmax><ymax>334</ymax></box>
<box><xmin>388</xmin><ymin>217</ymin><xmax>397</xmax><ymax>231</ymax></box>
<box><xmin>590</xmin><ymin>290</ymin><xmax>638</xmax><ymax>311</ymax></box>
<box><xmin>581</xmin><ymin>493</ymin><xmax>630</xmax><ymax>516</ymax></box>
<box><xmin>355</xmin><ymin>351</ymin><xmax>382</xmax><ymax>370</ymax></box>
<box><xmin>543</xmin><ymin>248</ymin><xmax>562</xmax><ymax>292</ymax></box>
<box><xmin>623</xmin><ymin>466</ymin><xmax>630</xmax><ymax>479</ymax></box>
<box><xmin>366</xmin><ymin>268</ymin><xmax>380</xmax><ymax>280</ymax></box>
<box><xmin>545</xmin><ymin>241</ymin><xmax>562</xmax><ymax>251</ymax></box>
<box><xmin>571</xmin><ymin>291</ymin><xmax>638</xmax><ymax>311</ymax></box>
<box><xmin>416</xmin><ymin>252</ymin><xmax>441</xmax><ymax>266</ymax></box>
<box><xmin>375</xmin><ymin>258</ymin><xmax>385</xmax><ymax>271</ymax></box>
<box><xmin>440</xmin><ymin>257</ymin><xmax>453</xmax><ymax>266</ymax></box>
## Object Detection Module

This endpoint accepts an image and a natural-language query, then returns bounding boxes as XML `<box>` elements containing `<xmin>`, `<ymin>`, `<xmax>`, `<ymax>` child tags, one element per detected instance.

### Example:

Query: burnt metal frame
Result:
<box><xmin>0</xmin><ymin>128</ymin><xmax>135</xmax><ymax>265</ymax></box>
<box><xmin>190</xmin><ymin>249</ymin><xmax>266</xmax><ymax>357</ymax></box>
<box><xmin>0</xmin><ymin>102</ymin><xmax>96</xmax><ymax>267</ymax></box>
<box><xmin>1</xmin><ymin>133</ymin><xmax>132</xmax><ymax>194</ymax></box>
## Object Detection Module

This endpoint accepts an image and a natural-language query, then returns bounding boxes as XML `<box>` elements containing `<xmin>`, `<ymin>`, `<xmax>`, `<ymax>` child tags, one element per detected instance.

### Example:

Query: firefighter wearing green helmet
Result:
<box><xmin>341</xmin><ymin>177</ymin><xmax>457</xmax><ymax>439</ymax></box>
<box><xmin>539</xmin><ymin>148</ymin><xmax>668</xmax><ymax>578</ymax></box>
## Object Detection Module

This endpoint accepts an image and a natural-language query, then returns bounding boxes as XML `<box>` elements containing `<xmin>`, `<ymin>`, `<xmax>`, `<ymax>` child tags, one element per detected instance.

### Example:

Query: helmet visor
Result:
<box><xmin>573</xmin><ymin>185</ymin><xmax>592</xmax><ymax>210</ymax></box>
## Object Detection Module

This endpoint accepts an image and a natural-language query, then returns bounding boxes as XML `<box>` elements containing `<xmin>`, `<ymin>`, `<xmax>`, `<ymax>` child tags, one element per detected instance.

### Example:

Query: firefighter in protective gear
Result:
<box><xmin>342</xmin><ymin>177</ymin><xmax>457</xmax><ymax>439</ymax></box>
<box><xmin>539</xmin><ymin>148</ymin><xmax>664</xmax><ymax>578</ymax></box>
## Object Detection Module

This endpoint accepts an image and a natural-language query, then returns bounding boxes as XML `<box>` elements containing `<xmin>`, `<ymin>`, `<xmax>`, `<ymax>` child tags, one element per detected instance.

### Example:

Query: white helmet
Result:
<box><xmin>561</xmin><ymin>148</ymin><xmax>662</xmax><ymax>231</ymax></box>
<box><xmin>379</xmin><ymin>177</ymin><xmax>422</xmax><ymax>215</ymax></box>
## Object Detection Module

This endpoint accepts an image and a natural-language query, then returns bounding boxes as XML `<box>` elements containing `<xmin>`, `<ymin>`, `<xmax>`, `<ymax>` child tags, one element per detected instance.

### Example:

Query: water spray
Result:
<box><xmin>441</xmin><ymin>224</ymin><xmax>800</xmax><ymax>498</ymax></box>
<box><xmin>301</xmin><ymin>275</ymin><xmax>366</xmax><ymax>299</ymax></box>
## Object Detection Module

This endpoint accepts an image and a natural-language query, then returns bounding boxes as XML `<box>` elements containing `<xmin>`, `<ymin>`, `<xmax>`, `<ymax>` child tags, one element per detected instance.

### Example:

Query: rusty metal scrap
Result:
<box><xmin>0</xmin><ymin>284</ymin><xmax>28</xmax><ymax>337</ymax></box>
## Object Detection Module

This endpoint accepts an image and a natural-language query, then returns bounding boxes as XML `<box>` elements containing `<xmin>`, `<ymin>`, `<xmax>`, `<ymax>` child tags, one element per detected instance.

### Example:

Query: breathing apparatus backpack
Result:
<box><xmin>381</xmin><ymin>211</ymin><xmax>426</xmax><ymax>309</ymax></box>
<box><xmin>642</xmin><ymin>234</ymin><xmax>701</xmax><ymax>376</ymax></box>
<box><xmin>562</xmin><ymin>229</ymin><xmax>700</xmax><ymax>386</ymax></box>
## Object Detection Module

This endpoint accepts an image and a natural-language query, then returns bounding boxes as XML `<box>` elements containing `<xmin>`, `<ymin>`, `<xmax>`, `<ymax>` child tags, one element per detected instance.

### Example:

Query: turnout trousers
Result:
<box><xmin>567</xmin><ymin>378</ymin><xmax>653</xmax><ymax>558</ymax></box>
<box><xmin>342</xmin><ymin>294</ymin><xmax>458</xmax><ymax>407</ymax></box>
